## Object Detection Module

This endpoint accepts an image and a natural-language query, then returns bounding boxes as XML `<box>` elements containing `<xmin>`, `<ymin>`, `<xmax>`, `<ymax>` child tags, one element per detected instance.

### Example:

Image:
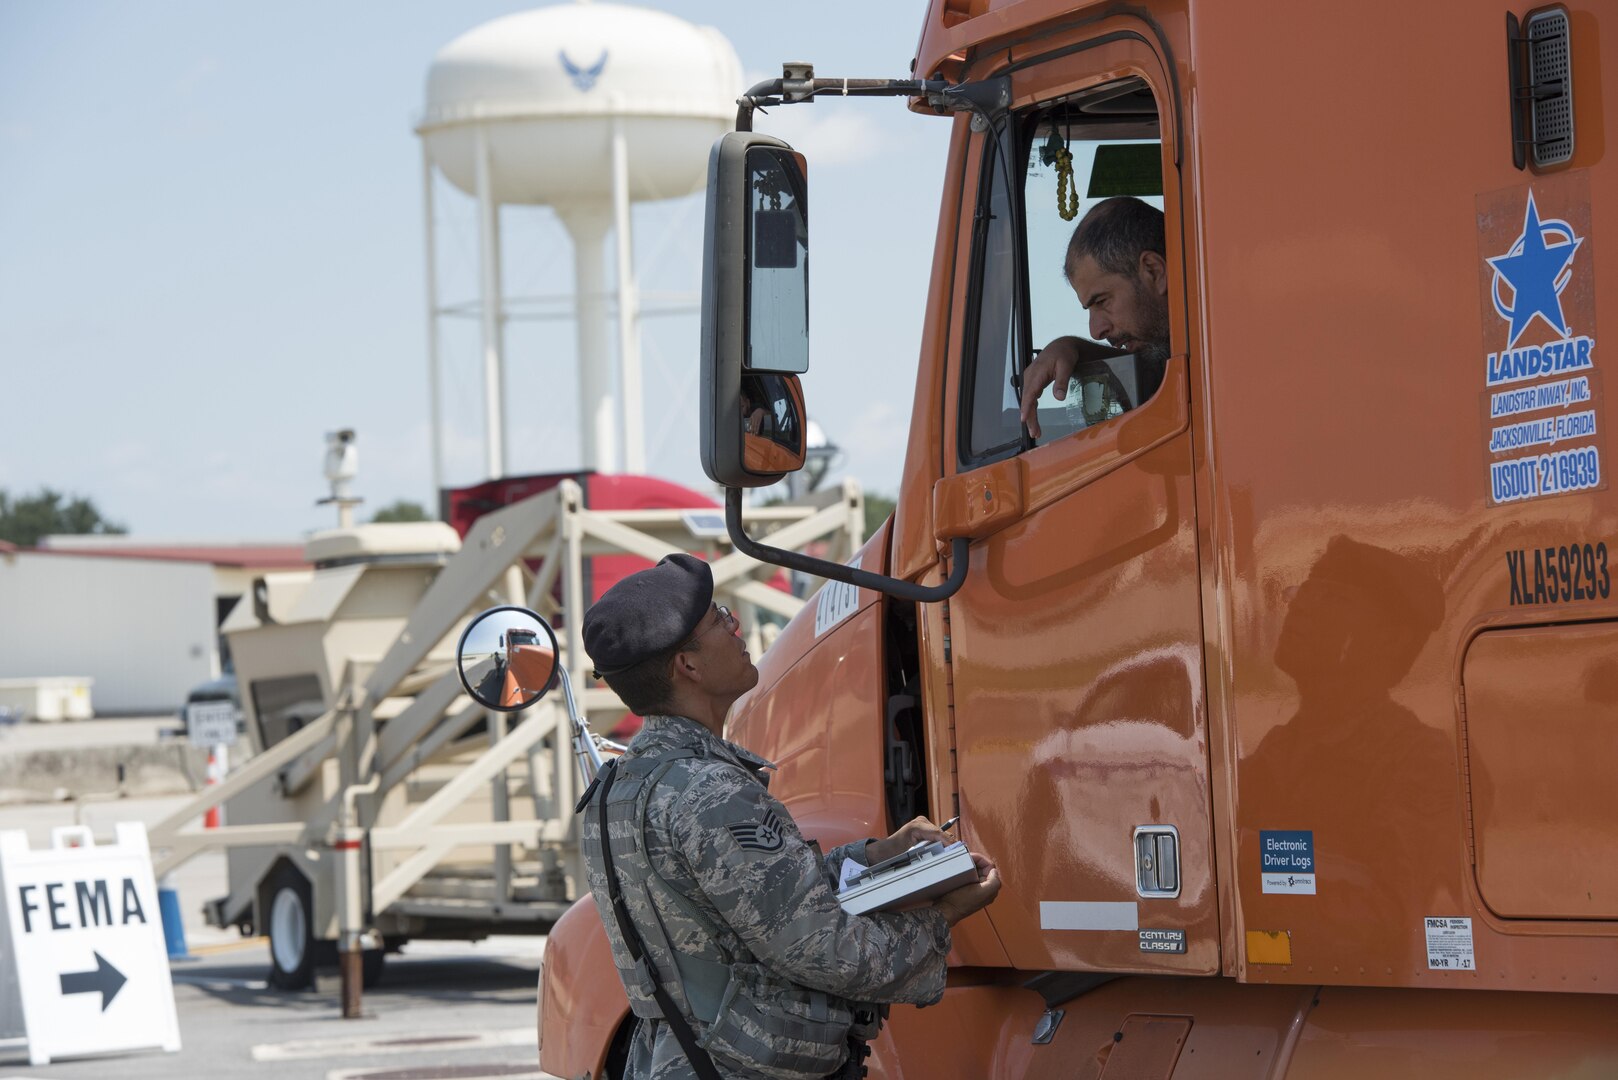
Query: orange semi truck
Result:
<box><xmin>541</xmin><ymin>1</ymin><xmax>1618</xmax><ymax>1076</ymax></box>
<box><xmin>500</xmin><ymin>626</ymin><xmax>556</xmax><ymax>709</ymax></box>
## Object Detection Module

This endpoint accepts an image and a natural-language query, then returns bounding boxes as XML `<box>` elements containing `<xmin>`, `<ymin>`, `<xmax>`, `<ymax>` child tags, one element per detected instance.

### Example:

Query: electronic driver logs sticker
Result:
<box><xmin>1424</xmin><ymin>916</ymin><xmax>1476</xmax><ymax>971</ymax></box>
<box><xmin>1477</xmin><ymin>174</ymin><xmax>1603</xmax><ymax>506</ymax></box>
<box><xmin>1259</xmin><ymin>830</ymin><xmax>1316</xmax><ymax>895</ymax></box>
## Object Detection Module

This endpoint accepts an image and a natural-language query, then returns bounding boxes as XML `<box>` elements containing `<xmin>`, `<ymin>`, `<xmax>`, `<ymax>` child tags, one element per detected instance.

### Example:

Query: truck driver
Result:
<box><xmin>1018</xmin><ymin>196</ymin><xmax>1172</xmax><ymax>440</ymax></box>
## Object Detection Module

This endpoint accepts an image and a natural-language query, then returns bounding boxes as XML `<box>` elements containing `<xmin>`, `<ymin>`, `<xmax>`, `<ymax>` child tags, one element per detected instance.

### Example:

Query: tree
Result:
<box><xmin>0</xmin><ymin>488</ymin><xmax>127</xmax><ymax>548</ymax></box>
<box><xmin>371</xmin><ymin>500</ymin><xmax>431</xmax><ymax>524</ymax></box>
<box><xmin>864</xmin><ymin>493</ymin><xmax>897</xmax><ymax>540</ymax></box>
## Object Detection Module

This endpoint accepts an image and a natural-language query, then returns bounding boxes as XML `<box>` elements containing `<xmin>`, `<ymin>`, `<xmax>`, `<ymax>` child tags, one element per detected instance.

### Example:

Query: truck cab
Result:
<box><xmin>500</xmin><ymin>626</ymin><xmax>556</xmax><ymax>708</ymax></box>
<box><xmin>541</xmin><ymin>3</ymin><xmax>1618</xmax><ymax>1076</ymax></box>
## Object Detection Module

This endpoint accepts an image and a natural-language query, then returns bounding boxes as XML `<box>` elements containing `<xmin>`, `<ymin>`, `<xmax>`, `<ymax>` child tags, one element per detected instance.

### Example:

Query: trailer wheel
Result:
<box><xmin>265</xmin><ymin>865</ymin><xmax>317</xmax><ymax>990</ymax></box>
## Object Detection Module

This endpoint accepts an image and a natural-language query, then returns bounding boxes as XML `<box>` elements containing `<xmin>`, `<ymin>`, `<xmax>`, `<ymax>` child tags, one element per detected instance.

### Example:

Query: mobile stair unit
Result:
<box><xmin>146</xmin><ymin>479</ymin><xmax>862</xmax><ymax>988</ymax></box>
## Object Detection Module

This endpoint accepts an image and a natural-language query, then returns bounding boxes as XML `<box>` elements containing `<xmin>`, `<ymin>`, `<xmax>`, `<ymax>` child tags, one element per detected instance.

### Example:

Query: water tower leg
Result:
<box><xmin>422</xmin><ymin>145</ymin><xmax>444</xmax><ymax>506</ymax></box>
<box><xmin>612</xmin><ymin>119</ymin><xmax>645</xmax><ymax>476</ymax></box>
<box><xmin>564</xmin><ymin>208</ymin><xmax>617</xmax><ymax>474</ymax></box>
<box><xmin>474</xmin><ymin>125</ymin><xmax>507</xmax><ymax>480</ymax></box>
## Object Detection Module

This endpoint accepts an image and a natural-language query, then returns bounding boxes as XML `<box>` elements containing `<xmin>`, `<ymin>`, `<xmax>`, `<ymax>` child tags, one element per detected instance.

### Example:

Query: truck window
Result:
<box><xmin>963</xmin><ymin>125</ymin><xmax>1023</xmax><ymax>463</ymax></box>
<box><xmin>962</xmin><ymin>81</ymin><xmax>1166</xmax><ymax>464</ymax></box>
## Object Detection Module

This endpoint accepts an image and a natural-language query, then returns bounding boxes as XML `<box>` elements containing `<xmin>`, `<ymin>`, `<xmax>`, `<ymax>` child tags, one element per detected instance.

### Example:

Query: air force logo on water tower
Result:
<box><xmin>1477</xmin><ymin>174</ymin><xmax>1603</xmax><ymax>507</ymax></box>
<box><xmin>560</xmin><ymin>49</ymin><xmax>608</xmax><ymax>92</ymax></box>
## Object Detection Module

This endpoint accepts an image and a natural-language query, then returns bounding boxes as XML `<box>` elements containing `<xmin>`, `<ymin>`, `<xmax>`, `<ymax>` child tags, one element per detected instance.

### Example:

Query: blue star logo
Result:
<box><xmin>1486</xmin><ymin>190</ymin><xmax>1583</xmax><ymax>348</ymax></box>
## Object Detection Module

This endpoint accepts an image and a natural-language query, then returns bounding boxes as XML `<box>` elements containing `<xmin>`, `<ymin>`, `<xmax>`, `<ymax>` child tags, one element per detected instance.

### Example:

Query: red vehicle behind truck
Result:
<box><xmin>541</xmin><ymin>1</ymin><xmax>1618</xmax><ymax>1076</ymax></box>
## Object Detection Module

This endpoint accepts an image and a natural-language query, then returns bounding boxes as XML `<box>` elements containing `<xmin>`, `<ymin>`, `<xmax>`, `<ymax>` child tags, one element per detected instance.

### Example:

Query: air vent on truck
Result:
<box><xmin>1507</xmin><ymin>6</ymin><xmax>1575</xmax><ymax>169</ymax></box>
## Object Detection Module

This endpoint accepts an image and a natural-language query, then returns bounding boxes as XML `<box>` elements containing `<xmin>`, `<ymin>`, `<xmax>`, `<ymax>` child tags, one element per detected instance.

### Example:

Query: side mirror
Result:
<box><xmin>701</xmin><ymin>132</ymin><xmax>810</xmax><ymax>488</ymax></box>
<box><xmin>696</xmin><ymin>130</ymin><xmax>968</xmax><ymax>604</ymax></box>
<box><xmin>740</xmin><ymin>372</ymin><xmax>809</xmax><ymax>476</ymax></box>
<box><xmin>455</xmin><ymin>606</ymin><xmax>559</xmax><ymax>713</ymax></box>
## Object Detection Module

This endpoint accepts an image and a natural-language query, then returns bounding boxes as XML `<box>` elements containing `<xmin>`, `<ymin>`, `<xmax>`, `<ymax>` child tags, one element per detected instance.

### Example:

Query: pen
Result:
<box><xmin>939</xmin><ymin>816</ymin><xmax>960</xmax><ymax>833</ymax></box>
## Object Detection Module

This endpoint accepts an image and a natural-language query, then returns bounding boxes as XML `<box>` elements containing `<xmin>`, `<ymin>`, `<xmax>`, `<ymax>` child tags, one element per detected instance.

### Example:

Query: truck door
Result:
<box><xmin>935</xmin><ymin>31</ymin><xmax>1217</xmax><ymax>976</ymax></box>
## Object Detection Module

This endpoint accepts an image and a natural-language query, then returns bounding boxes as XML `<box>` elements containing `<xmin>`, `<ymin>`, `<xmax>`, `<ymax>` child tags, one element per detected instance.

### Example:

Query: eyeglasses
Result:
<box><xmin>679</xmin><ymin>605</ymin><xmax>737</xmax><ymax>651</ymax></box>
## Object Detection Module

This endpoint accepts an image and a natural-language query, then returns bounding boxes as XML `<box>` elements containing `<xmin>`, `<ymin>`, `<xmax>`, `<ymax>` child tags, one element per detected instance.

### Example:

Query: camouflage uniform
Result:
<box><xmin>580</xmin><ymin>713</ymin><xmax>951</xmax><ymax>1080</ymax></box>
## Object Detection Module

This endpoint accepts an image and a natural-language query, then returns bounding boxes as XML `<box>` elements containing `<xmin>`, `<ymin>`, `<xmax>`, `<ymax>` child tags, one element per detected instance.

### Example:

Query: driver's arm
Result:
<box><xmin>1018</xmin><ymin>336</ymin><xmax>1126</xmax><ymax>439</ymax></box>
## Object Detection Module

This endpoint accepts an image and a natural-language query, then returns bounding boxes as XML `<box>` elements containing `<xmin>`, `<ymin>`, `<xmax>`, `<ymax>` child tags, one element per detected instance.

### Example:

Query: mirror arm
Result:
<box><xmin>556</xmin><ymin>666</ymin><xmax>600</xmax><ymax>785</ymax></box>
<box><xmin>735</xmin><ymin>72</ymin><xmax>957</xmax><ymax>132</ymax></box>
<box><xmin>724</xmin><ymin>488</ymin><xmax>968</xmax><ymax>603</ymax></box>
<box><xmin>557</xmin><ymin>666</ymin><xmax>625</xmax><ymax>786</ymax></box>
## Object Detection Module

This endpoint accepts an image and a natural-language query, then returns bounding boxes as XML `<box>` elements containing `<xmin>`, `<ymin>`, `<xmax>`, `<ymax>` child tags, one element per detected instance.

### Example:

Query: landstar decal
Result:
<box><xmin>1476</xmin><ymin>176</ymin><xmax>1602</xmax><ymax>506</ymax></box>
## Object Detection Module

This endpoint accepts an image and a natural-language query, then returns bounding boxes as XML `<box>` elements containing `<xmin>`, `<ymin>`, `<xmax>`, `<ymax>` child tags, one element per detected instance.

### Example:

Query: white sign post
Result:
<box><xmin>185</xmin><ymin>700</ymin><xmax>239</xmax><ymax>748</ymax></box>
<box><xmin>0</xmin><ymin>822</ymin><xmax>182</xmax><ymax>1065</ymax></box>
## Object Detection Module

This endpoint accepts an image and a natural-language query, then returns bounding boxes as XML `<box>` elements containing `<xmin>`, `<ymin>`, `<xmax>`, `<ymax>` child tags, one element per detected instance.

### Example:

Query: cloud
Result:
<box><xmin>759</xmin><ymin>109</ymin><xmax>883</xmax><ymax>168</ymax></box>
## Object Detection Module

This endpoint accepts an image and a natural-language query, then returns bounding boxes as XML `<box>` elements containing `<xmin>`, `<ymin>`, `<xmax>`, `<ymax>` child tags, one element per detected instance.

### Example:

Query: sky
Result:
<box><xmin>0</xmin><ymin>1</ymin><xmax>950</xmax><ymax>540</ymax></box>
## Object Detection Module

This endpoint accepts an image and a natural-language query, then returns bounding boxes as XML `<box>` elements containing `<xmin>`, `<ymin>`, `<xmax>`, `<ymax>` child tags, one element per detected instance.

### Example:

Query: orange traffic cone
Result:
<box><xmin>203</xmin><ymin>747</ymin><xmax>224</xmax><ymax>829</ymax></box>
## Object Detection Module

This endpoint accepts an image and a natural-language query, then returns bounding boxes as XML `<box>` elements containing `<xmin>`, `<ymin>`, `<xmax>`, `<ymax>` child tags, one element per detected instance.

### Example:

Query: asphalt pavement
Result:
<box><xmin>0</xmin><ymin>937</ymin><xmax>558</xmax><ymax>1080</ymax></box>
<box><xmin>0</xmin><ymin>793</ymin><xmax>563</xmax><ymax>1079</ymax></box>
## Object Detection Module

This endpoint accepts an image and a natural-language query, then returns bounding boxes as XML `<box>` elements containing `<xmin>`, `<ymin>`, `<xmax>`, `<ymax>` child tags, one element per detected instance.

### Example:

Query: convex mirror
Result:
<box><xmin>702</xmin><ymin>132</ymin><xmax>811</xmax><ymax>488</ymax></box>
<box><xmin>456</xmin><ymin>606</ymin><xmax>559</xmax><ymax>712</ymax></box>
<box><xmin>741</xmin><ymin>372</ymin><xmax>808</xmax><ymax>475</ymax></box>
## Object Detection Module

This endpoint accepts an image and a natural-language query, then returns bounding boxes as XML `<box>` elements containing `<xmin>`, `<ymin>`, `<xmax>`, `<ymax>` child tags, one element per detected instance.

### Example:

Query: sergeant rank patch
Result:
<box><xmin>727</xmin><ymin>810</ymin><xmax>786</xmax><ymax>853</ymax></box>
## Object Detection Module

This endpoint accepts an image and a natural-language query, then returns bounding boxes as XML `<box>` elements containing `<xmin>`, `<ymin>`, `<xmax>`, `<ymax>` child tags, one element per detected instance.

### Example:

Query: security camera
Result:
<box><xmin>324</xmin><ymin>429</ymin><xmax>359</xmax><ymax>490</ymax></box>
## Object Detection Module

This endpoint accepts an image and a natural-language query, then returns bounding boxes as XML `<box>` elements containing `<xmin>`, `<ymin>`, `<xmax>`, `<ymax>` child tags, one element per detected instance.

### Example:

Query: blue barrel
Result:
<box><xmin>158</xmin><ymin>881</ymin><xmax>190</xmax><ymax>960</ymax></box>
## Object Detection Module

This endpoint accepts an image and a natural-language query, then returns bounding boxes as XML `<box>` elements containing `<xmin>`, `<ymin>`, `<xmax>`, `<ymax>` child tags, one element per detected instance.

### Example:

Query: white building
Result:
<box><xmin>0</xmin><ymin>538</ymin><xmax>306</xmax><ymax>715</ymax></box>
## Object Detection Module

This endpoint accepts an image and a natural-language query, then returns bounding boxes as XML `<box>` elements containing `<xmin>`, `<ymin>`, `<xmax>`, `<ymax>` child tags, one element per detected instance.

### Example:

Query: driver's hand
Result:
<box><xmin>933</xmin><ymin>854</ymin><xmax>1001</xmax><ymax>926</ymax></box>
<box><xmin>865</xmin><ymin>816</ymin><xmax>947</xmax><ymax>866</ymax></box>
<box><xmin>1019</xmin><ymin>337</ymin><xmax>1085</xmax><ymax>439</ymax></box>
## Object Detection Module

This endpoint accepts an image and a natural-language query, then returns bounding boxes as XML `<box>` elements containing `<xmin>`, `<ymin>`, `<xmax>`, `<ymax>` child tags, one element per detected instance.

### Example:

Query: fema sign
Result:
<box><xmin>0</xmin><ymin>823</ymin><xmax>181</xmax><ymax>1065</ymax></box>
<box><xmin>1477</xmin><ymin>174</ymin><xmax>1604</xmax><ymax>506</ymax></box>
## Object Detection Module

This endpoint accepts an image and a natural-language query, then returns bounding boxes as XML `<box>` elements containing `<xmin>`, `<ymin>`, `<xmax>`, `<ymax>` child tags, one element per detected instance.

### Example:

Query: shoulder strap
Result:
<box><xmin>636</xmin><ymin>758</ymin><xmax>731</xmax><ymax>945</ymax></box>
<box><xmin>594</xmin><ymin>759</ymin><xmax>725</xmax><ymax>1080</ymax></box>
<box><xmin>631</xmin><ymin>758</ymin><xmax>737</xmax><ymax>1023</ymax></box>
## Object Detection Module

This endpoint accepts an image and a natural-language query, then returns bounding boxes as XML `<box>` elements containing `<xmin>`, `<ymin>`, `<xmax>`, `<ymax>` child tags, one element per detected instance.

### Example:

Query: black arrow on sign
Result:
<box><xmin>59</xmin><ymin>952</ymin><xmax>126</xmax><ymax>1011</ymax></box>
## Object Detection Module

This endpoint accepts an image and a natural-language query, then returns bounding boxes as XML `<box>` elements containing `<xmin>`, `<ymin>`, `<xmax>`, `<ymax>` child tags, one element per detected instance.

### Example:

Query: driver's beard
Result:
<box><xmin>1137</xmin><ymin>339</ymin><xmax>1171</xmax><ymax>364</ymax></box>
<box><xmin>1132</xmin><ymin>281</ymin><xmax>1172</xmax><ymax>363</ymax></box>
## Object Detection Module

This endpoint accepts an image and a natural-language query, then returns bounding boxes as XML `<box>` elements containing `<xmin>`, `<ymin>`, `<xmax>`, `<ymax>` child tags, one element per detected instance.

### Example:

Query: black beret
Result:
<box><xmin>583</xmin><ymin>553</ymin><xmax>714</xmax><ymax>677</ymax></box>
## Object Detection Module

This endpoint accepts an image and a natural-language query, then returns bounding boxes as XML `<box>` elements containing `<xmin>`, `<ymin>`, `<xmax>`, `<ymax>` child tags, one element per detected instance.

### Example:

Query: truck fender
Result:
<box><xmin>540</xmin><ymin>894</ymin><xmax>630</xmax><ymax>1079</ymax></box>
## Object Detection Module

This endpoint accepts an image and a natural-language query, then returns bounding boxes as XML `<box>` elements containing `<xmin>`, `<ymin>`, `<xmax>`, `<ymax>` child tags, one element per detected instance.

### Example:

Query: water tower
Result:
<box><xmin>417</xmin><ymin>2</ymin><xmax>741</xmax><ymax>486</ymax></box>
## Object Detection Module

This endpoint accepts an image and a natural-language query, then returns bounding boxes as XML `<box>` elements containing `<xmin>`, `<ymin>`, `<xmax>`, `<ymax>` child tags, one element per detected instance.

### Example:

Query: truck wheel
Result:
<box><xmin>265</xmin><ymin>865</ymin><xmax>317</xmax><ymax>990</ymax></box>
